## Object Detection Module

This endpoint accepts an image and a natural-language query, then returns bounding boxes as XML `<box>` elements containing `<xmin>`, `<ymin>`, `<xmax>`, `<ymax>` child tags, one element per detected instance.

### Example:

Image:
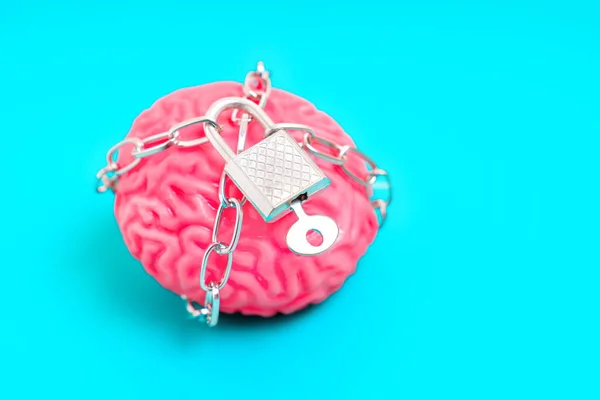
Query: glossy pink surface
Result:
<box><xmin>115</xmin><ymin>82</ymin><xmax>379</xmax><ymax>316</ymax></box>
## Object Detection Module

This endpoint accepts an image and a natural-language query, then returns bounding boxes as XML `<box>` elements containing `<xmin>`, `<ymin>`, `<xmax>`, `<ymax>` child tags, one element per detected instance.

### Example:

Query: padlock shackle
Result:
<box><xmin>204</xmin><ymin>97</ymin><xmax>276</xmax><ymax>161</ymax></box>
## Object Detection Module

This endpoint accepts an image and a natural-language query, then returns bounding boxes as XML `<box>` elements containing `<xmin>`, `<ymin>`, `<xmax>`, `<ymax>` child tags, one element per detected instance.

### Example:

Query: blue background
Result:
<box><xmin>1</xmin><ymin>1</ymin><xmax>598</xmax><ymax>399</ymax></box>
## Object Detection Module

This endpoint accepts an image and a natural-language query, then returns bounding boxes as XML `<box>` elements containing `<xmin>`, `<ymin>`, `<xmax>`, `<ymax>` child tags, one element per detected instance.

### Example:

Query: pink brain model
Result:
<box><xmin>114</xmin><ymin>82</ymin><xmax>379</xmax><ymax>317</ymax></box>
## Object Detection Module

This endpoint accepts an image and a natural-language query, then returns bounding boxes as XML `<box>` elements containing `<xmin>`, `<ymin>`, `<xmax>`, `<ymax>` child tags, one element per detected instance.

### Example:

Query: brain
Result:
<box><xmin>114</xmin><ymin>82</ymin><xmax>379</xmax><ymax>317</ymax></box>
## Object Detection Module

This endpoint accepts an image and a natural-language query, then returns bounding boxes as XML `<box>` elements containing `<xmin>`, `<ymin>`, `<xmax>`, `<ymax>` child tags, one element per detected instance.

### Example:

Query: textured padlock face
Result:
<box><xmin>227</xmin><ymin>130</ymin><xmax>329</xmax><ymax>220</ymax></box>
<box><xmin>115</xmin><ymin>82</ymin><xmax>379</xmax><ymax>317</ymax></box>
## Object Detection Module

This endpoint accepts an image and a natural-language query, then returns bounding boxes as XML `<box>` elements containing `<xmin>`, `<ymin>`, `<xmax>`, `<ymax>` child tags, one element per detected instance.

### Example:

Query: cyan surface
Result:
<box><xmin>1</xmin><ymin>1</ymin><xmax>598</xmax><ymax>398</ymax></box>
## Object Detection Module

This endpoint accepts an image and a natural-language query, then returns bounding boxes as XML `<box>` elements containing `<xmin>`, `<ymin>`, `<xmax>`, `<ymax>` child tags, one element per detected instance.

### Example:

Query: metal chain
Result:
<box><xmin>183</xmin><ymin>195</ymin><xmax>243</xmax><ymax>327</ymax></box>
<box><xmin>95</xmin><ymin>117</ymin><xmax>221</xmax><ymax>193</ymax></box>
<box><xmin>303</xmin><ymin>133</ymin><xmax>392</xmax><ymax>222</ymax></box>
<box><xmin>182</xmin><ymin>284</ymin><xmax>220</xmax><ymax>327</ymax></box>
<box><xmin>231</xmin><ymin>61</ymin><xmax>271</xmax><ymax>125</ymax></box>
<box><xmin>184</xmin><ymin>116</ymin><xmax>248</xmax><ymax>327</ymax></box>
<box><xmin>95</xmin><ymin>62</ymin><xmax>392</xmax><ymax>328</ymax></box>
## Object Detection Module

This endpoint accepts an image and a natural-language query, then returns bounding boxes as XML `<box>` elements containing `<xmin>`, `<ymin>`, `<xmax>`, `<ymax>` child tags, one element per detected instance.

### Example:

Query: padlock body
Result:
<box><xmin>225</xmin><ymin>130</ymin><xmax>330</xmax><ymax>221</ymax></box>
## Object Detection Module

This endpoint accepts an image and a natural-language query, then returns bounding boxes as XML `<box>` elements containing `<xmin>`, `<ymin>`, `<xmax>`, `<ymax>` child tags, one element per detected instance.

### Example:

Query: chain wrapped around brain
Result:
<box><xmin>95</xmin><ymin>62</ymin><xmax>392</xmax><ymax>327</ymax></box>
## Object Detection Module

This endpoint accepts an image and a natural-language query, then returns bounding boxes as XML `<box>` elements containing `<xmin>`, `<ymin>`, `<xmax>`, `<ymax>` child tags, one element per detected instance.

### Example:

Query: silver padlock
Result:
<box><xmin>204</xmin><ymin>97</ymin><xmax>339</xmax><ymax>255</ymax></box>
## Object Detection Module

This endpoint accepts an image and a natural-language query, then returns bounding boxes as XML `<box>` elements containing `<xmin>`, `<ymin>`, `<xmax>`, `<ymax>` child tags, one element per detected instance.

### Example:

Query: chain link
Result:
<box><xmin>95</xmin><ymin>164</ymin><xmax>118</xmax><ymax>193</ymax></box>
<box><xmin>338</xmin><ymin>146</ymin><xmax>378</xmax><ymax>186</ymax></box>
<box><xmin>132</xmin><ymin>130</ymin><xmax>179</xmax><ymax>159</ymax></box>
<box><xmin>304</xmin><ymin>133</ymin><xmax>346</xmax><ymax>166</ymax></box>
<box><xmin>182</xmin><ymin>284</ymin><xmax>220</xmax><ymax>327</ymax></box>
<box><xmin>368</xmin><ymin>169</ymin><xmax>391</xmax><ymax>223</ymax></box>
<box><xmin>231</xmin><ymin>61</ymin><xmax>271</xmax><ymax>125</ymax></box>
<box><xmin>170</xmin><ymin>117</ymin><xmax>222</xmax><ymax>148</ymax></box>
<box><xmin>96</xmin><ymin>138</ymin><xmax>143</xmax><ymax>192</ymax></box>
<box><xmin>107</xmin><ymin>138</ymin><xmax>143</xmax><ymax>175</ymax></box>
<box><xmin>212</xmin><ymin>198</ymin><xmax>243</xmax><ymax>255</ymax></box>
<box><xmin>199</xmin><ymin>242</ymin><xmax>234</xmax><ymax>292</ymax></box>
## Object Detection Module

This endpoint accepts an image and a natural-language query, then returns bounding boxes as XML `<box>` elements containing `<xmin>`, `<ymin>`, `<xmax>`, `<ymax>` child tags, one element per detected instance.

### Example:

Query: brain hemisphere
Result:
<box><xmin>114</xmin><ymin>82</ymin><xmax>379</xmax><ymax>317</ymax></box>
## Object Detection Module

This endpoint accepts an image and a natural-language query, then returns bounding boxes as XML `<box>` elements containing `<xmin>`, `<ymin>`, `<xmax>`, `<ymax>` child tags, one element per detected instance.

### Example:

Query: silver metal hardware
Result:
<box><xmin>204</xmin><ymin>97</ymin><xmax>332</xmax><ymax>223</ymax></box>
<box><xmin>189</xmin><ymin>115</ymin><xmax>250</xmax><ymax>326</ymax></box>
<box><xmin>205</xmin><ymin>97</ymin><xmax>275</xmax><ymax>160</ymax></box>
<box><xmin>219</xmin><ymin>172</ymin><xmax>247</xmax><ymax>208</ymax></box>
<box><xmin>184</xmin><ymin>296</ymin><xmax>210</xmax><ymax>319</ymax></box>
<box><xmin>232</xmin><ymin>61</ymin><xmax>271</xmax><ymax>125</ymax></box>
<box><xmin>171</xmin><ymin>116</ymin><xmax>222</xmax><ymax>149</ymax></box>
<box><xmin>218</xmin><ymin>115</ymin><xmax>251</xmax><ymax>207</ymax></box>
<box><xmin>369</xmin><ymin>169</ymin><xmax>391</xmax><ymax>225</ymax></box>
<box><xmin>96</xmin><ymin>137</ymin><xmax>143</xmax><ymax>193</ymax></box>
<box><xmin>243</xmin><ymin>63</ymin><xmax>271</xmax><ymax>106</ymax></box>
<box><xmin>95</xmin><ymin>62</ymin><xmax>392</xmax><ymax>328</ymax></box>
<box><xmin>286</xmin><ymin>199</ymin><xmax>340</xmax><ymax>255</ymax></box>
<box><xmin>95</xmin><ymin>164</ymin><xmax>117</xmax><ymax>193</ymax></box>
<box><xmin>304</xmin><ymin>133</ymin><xmax>347</xmax><ymax>166</ymax></box>
<box><xmin>204</xmin><ymin>285</ymin><xmax>220</xmax><ymax>327</ymax></box>
<box><xmin>199</xmin><ymin>242</ymin><xmax>234</xmax><ymax>292</ymax></box>
<box><xmin>300</xmin><ymin>133</ymin><xmax>391</xmax><ymax>223</ymax></box>
<box><xmin>131</xmin><ymin>130</ymin><xmax>179</xmax><ymax>159</ymax></box>
<box><xmin>338</xmin><ymin>146</ymin><xmax>378</xmax><ymax>186</ymax></box>
<box><xmin>212</xmin><ymin>198</ymin><xmax>243</xmax><ymax>255</ymax></box>
<box><xmin>183</xmin><ymin>284</ymin><xmax>220</xmax><ymax>327</ymax></box>
<box><xmin>236</xmin><ymin>114</ymin><xmax>249</xmax><ymax>154</ymax></box>
<box><xmin>107</xmin><ymin>138</ymin><xmax>143</xmax><ymax>176</ymax></box>
<box><xmin>372</xmin><ymin>199</ymin><xmax>388</xmax><ymax>220</ymax></box>
<box><xmin>95</xmin><ymin>116</ymin><xmax>220</xmax><ymax>193</ymax></box>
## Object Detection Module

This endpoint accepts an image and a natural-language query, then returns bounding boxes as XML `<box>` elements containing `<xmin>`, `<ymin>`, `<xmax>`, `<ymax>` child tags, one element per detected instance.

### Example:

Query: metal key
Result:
<box><xmin>287</xmin><ymin>199</ymin><xmax>339</xmax><ymax>255</ymax></box>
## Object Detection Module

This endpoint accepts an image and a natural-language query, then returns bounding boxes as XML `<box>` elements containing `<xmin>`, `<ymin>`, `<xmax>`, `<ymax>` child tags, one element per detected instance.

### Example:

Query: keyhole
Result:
<box><xmin>306</xmin><ymin>229</ymin><xmax>324</xmax><ymax>247</ymax></box>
